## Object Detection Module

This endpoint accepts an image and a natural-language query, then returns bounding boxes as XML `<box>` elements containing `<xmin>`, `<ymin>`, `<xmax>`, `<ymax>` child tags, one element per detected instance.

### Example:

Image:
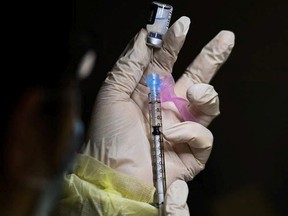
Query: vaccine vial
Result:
<box><xmin>146</xmin><ymin>2</ymin><xmax>173</xmax><ymax>48</ymax></box>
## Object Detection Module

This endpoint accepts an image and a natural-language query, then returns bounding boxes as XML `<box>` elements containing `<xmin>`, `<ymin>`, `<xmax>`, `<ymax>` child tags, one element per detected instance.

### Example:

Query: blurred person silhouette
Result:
<box><xmin>0</xmin><ymin>3</ymin><xmax>96</xmax><ymax>216</ymax></box>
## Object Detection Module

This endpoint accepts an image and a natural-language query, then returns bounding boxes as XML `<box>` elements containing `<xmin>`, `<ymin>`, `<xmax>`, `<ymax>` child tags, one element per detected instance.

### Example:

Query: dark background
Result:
<box><xmin>70</xmin><ymin>0</ymin><xmax>288</xmax><ymax>215</ymax></box>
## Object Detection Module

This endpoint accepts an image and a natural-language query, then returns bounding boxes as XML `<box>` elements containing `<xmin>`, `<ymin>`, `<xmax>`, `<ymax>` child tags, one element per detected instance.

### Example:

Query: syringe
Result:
<box><xmin>146</xmin><ymin>73</ymin><xmax>166</xmax><ymax>216</ymax></box>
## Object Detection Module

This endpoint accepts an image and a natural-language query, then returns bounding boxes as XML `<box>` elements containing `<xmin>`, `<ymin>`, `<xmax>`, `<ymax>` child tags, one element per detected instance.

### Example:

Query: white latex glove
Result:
<box><xmin>81</xmin><ymin>16</ymin><xmax>235</xmax><ymax>215</ymax></box>
<box><xmin>164</xmin><ymin>180</ymin><xmax>190</xmax><ymax>216</ymax></box>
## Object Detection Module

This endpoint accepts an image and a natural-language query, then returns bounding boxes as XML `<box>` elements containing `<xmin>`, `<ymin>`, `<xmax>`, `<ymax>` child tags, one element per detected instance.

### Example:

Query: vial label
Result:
<box><xmin>147</xmin><ymin>3</ymin><xmax>158</xmax><ymax>25</ymax></box>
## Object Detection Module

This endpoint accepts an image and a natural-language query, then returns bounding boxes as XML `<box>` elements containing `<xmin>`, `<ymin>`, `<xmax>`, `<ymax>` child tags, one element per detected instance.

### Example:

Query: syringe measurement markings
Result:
<box><xmin>151</xmin><ymin>123</ymin><xmax>166</xmax><ymax>206</ymax></box>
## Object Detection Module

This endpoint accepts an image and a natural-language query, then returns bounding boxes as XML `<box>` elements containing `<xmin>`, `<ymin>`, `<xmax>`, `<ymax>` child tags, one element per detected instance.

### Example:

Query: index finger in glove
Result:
<box><xmin>105</xmin><ymin>29</ymin><xmax>152</xmax><ymax>97</ymax></box>
<box><xmin>146</xmin><ymin>16</ymin><xmax>191</xmax><ymax>78</ymax></box>
<box><xmin>175</xmin><ymin>31</ymin><xmax>235</xmax><ymax>98</ymax></box>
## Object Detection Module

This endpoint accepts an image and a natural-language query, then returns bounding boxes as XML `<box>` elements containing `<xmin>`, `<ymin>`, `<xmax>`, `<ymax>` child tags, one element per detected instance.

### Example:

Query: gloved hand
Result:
<box><xmin>81</xmin><ymin>16</ymin><xmax>235</xmax><ymax>215</ymax></box>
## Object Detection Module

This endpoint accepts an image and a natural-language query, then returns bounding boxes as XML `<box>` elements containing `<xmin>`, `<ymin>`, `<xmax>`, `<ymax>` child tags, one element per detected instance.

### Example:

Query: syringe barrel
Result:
<box><xmin>148</xmin><ymin>93</ymin><xmax>162</xmax><ymax>127</ymax></box>
<box><xmin>151</xmin><ymin>127</ymin><xmax>166</xmax><ymax>207</ymax></box>
<box><xmin>146</xmin><ymin>73</ymin><xmax>167</xmax><ymax>213</ymax></box>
